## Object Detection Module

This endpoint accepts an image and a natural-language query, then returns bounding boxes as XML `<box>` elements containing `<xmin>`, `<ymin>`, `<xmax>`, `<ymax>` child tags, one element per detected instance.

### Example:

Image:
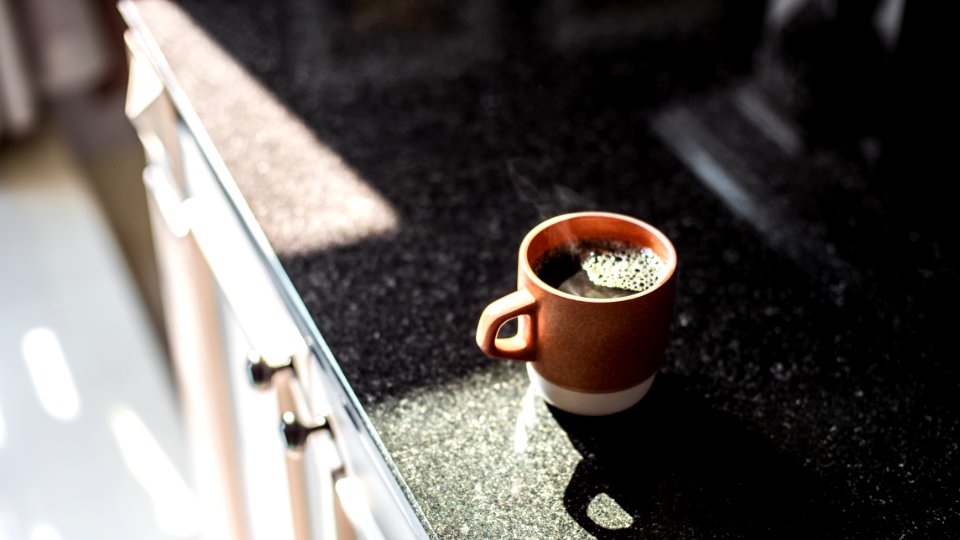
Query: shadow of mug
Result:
<box><xmin>552</xmin><ymin>381</ymin><xmax>664</xmax><ymax>538</ymax></box>
<box><xmin>551</xmin><ymin>375</ymin><xmax>840</xmax><ymax>538</ymax></box>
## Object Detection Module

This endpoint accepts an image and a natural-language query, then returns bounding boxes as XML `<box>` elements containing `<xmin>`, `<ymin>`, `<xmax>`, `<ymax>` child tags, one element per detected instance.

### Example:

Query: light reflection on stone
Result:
<box><xmin>513</xmin><ymin>383</ymin><xmax>538</xmax><ymax>455</ymax></box>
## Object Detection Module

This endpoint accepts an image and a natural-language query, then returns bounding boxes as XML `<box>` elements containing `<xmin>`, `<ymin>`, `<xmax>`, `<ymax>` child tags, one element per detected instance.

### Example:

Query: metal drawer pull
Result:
<box><xmin>280</xmin><ymin>411</ymin><xmax>330</xmax><ymax>452</ymax></box>
<box><xmin>246</xmin><ymin>351</ymin><xmax>294</xmax><ymax>390</ymax></box>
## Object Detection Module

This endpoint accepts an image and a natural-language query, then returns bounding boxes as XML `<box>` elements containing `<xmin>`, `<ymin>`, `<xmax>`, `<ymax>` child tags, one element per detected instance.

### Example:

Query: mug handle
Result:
<box><xmin>476</xmin><ymin>289</ymin><xmax>537</xmax><ymax>361</ymax></box>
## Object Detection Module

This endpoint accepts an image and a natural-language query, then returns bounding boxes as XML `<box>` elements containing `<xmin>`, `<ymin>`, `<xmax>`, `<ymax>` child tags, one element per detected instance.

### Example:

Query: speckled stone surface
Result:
<box><xmin>142</xmin><ymin>0</ymin><xmax>958</xmax><ymax>537</ymax></box>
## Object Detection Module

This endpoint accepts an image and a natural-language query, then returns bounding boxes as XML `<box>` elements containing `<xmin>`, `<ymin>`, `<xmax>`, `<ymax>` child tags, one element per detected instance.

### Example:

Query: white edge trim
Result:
<box><xmin>526</xmin><ymin>363</ymin><xmax>656</xmax><ymax>416</ymax></box>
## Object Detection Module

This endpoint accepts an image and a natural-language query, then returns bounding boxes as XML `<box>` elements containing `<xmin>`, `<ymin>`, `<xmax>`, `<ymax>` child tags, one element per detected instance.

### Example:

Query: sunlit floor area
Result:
<box><xmin>0</xmin><ymin>124</ymin><xmax>199</xmax><ymax>539</ymax></box>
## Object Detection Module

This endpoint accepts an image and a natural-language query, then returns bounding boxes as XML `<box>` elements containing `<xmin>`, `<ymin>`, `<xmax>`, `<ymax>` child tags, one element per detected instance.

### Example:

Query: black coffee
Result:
<box><xmin>534</xmin><ymin>239</ymin><xmax>665</xmax><ymax>299</ymax></box>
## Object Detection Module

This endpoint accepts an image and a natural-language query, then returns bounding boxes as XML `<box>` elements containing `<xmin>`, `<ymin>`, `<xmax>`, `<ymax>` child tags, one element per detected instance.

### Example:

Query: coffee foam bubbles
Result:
<box><xmin>581</xmin><ymin>246</ymin><xmax>665</xmax><ymax>293</ymax></box>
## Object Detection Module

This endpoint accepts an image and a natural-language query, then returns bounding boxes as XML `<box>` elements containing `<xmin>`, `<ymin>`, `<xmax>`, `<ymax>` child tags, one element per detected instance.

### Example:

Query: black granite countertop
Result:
<box><xmin>139</xmin><ymin>0</ymin><xmax>957</xmax><ymax>537</ymax></box>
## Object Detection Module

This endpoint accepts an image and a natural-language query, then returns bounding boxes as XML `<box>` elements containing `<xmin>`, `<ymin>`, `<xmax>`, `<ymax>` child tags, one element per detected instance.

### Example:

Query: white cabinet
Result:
<box><xmin>122</xmin><ymin>5</ymin><xmax>427</xmax><ymax>539</ymax></box>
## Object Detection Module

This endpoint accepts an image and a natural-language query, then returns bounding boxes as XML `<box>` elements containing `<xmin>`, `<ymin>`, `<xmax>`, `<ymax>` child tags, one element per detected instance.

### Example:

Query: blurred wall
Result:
<box><xmin>1</xmin><ymin>0</ymin><xmax>165</xmax><ymax>342</ymax></box>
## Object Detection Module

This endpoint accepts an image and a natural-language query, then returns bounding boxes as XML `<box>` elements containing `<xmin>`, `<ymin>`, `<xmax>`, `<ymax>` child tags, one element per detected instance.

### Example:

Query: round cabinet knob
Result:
<box><xmin>246</xmin><ymin>351</ymin><xmax>294</xmax><ymax>390</ymax></box>
<box><xmin>280</xmin><ymin>410</ymin><xmax>330</xmax><ymax>451</ymax></box>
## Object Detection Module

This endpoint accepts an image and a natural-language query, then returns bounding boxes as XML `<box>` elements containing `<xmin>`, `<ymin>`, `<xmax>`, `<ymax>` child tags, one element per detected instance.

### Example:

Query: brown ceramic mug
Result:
<box><xmin>476</xmin><ymin>212</ymin><xmax>677</xmax><ymax>415</ymax></box>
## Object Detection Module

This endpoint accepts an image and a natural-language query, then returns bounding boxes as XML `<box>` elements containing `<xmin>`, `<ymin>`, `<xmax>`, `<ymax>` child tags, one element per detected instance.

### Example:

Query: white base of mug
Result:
<box><xmin>526</xmin><ymin>363</ymin><xmax>656</xmax><ymax>416</ymax></box>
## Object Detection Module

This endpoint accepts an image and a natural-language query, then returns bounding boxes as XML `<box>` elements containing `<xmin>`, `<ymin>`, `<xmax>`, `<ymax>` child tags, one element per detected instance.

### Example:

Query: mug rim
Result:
<box><xmin>519</xmin><ymin>211</ymin><xmax>677</xmax><ymax>303</ymax></box>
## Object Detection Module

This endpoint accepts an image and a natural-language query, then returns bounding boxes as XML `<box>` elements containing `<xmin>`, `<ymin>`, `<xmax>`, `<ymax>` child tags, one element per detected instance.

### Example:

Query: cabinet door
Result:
<box><xmin>177</xmin><ymin>122</ymin><xmax>353</xmax><ymax>540</ymax></box>
<box><xmin>216</xmin><ymin>291</ymin><xmax>298</xmax><ymax>540</ymax></box>
<box><xmin>124</xmin><ymin>7</ymin><xmax>429</xmax><ymax>536</ymax></box>
<box><xmin>127</xmin><ymin>29</ymin><xmax>248</xmax><ymax>539</ymax></box>
<box><xmin>175</xmin><ymin>117</ymin><xmax>316</xmax><ymax>540</ymax></box>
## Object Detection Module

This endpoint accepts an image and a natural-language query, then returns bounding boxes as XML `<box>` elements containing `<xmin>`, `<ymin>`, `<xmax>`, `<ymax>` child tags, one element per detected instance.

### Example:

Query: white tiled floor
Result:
<box><xmin>0</xmin><ymin>125</ymin><xmax>198</xmax><ymax>539</ymax></box>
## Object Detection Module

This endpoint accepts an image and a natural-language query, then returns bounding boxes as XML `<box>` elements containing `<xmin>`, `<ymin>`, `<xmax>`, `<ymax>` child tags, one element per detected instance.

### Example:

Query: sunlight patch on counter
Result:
<box><xmin>136</xmin><ymin>1</ymin><xmax>400</xmax><ymax>257</ymax></box>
